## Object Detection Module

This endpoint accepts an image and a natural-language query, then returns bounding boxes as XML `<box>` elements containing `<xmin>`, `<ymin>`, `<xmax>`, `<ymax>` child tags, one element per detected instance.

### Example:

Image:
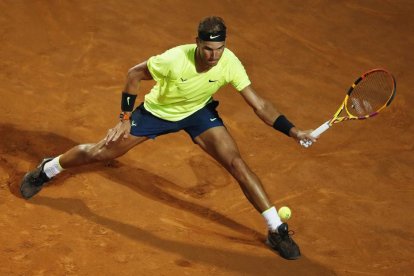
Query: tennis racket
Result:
<box><xmin>300</xmin><ymin>68</ymin><xmax>396</xmax><ymax>148</ymax></box>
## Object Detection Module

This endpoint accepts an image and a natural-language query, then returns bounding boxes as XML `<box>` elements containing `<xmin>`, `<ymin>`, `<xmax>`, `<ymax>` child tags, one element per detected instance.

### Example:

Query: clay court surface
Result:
<box><xmin>1</xmin><ymin>1</ymin><xmax>413</xmax><ymax>275</ymax></box>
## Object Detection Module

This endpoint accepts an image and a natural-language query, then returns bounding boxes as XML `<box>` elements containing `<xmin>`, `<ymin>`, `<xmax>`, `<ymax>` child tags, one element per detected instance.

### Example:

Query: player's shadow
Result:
<box><xmin>99</xmin><ymin>161</ymin><xmax>263</xmax><ymax>244</ymax></box>
<box><xmin>0</xmin><ymin>124</ymin><xmax>334</xmax><ymax>274</ymax></box>
<box><xmin>0</xmin><ymin>123</ymin><xmax>261</xmax><ymax>242</ymax></box>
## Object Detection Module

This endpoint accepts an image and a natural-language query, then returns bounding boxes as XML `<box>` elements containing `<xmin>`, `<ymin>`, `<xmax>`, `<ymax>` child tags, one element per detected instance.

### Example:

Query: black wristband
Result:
<box><xmin>121</xmin><ymin>92</ymin><xmax>137</xmax><ymax>112</ymax></box>
<box><xmin>273</xmin><ymin>115</ymin><xmax>295</xmax><ymax>136</ymax></box>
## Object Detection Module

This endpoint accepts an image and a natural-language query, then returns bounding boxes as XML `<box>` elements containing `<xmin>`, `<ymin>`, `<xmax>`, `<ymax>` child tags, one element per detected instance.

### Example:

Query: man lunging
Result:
<box><xmin>20</xmin><ymin>16</ymin><xmax>316</xmax><ymax>260</ymax></box>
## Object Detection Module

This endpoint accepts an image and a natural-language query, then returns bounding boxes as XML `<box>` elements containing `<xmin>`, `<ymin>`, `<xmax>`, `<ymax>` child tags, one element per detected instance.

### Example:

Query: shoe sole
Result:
<box><xmin>20</xmin><ymin>172</ymin><xmax>42</xmax><ymax>199</ymax></box>
<box><xmin>265</xmin><ymin>239</ymin><xmax>301</xmax><ymax>260</ymax></box>
<box><xmin>19</xmin><ymin>158</ymin><xmax>53</xmax><ymax>199</ymax></box>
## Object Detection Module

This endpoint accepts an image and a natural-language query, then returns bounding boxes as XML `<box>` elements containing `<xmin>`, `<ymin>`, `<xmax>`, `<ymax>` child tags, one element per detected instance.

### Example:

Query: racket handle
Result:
<box><xmin>311</xmin><ymin>121</ymin><xmax>330</xmax><ymax>137</ymax></box>
<box><xmin>300</xmin><ymin>121</ymin><xmax>330</xmax><ymax>148</ymax></box>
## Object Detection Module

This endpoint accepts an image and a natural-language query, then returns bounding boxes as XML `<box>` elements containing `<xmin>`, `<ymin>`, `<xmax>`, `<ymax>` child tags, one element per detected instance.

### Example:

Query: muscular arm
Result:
<box><xmin>240</xmin><ymin>85</ymin><xmax>314</xmax><ymax>141</ymax></box>
<box><xmin>104</xmin><ymin>61</ymin><xmax>153</xmax><ymax>145</ymax></box>
<box><xmin>123</xmin><ymin>61</ymin><xmax>153</xmax><ymax>94</ymax></box>
<box><xmin>240</xmin><ymin>85</ymin><xmax>281</xmax><ymax>126</ymax></box>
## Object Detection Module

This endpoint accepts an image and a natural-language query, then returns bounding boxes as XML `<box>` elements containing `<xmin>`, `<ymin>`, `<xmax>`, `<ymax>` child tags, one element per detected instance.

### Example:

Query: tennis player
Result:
<box><xmin>20</xmin><ymin>16</ymin><xmax>316</xmax><ymax>260</ymax></box>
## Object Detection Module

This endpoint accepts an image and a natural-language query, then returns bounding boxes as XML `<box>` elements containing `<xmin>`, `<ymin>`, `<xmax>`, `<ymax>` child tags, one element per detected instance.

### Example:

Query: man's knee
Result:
<box><xmin>230</xmin><ymin>156</ymin><xmax>248</xmax><ymax>176</ymax></box>
<box><xmin>79</xmin><ymin>144</ymin><xmax>115</xmax><ymax>162</ymax></box>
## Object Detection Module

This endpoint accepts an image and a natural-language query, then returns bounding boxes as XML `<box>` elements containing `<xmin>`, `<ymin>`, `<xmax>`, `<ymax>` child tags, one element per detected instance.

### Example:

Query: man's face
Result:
<box><xmin>196</xmin><ymin>39</ymin><xmax>226</xmax><ymax>67</ymax></box>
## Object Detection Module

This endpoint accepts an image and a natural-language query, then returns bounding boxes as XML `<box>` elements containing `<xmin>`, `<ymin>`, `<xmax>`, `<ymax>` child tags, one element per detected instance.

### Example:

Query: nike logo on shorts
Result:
<box><xmin>210</xmin><ymin>118</ymin><xmax>217</xmax><ymax>122</ymax></box>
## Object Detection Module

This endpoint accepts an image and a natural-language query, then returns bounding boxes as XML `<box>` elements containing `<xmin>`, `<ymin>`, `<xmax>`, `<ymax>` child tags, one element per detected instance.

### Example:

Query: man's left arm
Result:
<box><xmin>240</xmin><ymin>85</ymin><xmax>316</xmax><ymax>143</ymax></box>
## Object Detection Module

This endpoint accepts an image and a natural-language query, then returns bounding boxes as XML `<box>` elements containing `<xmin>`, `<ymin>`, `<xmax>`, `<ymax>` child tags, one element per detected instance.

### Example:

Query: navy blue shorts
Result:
<box><xmin>130</xmin><ymin>100</ymin><xmax>224</xmax><ymax>140</ymax></box>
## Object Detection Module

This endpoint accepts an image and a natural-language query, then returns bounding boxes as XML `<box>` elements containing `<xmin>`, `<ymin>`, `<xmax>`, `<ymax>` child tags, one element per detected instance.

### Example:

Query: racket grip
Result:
<box><xmin>300</xmin><ymin>121</ymin><xmax>330</xmax><ymax>148</ymax></box>
<box><xmin>310</xmin><ymin>121</ymin><xmax>330</xmax><ymax>138</ymax></box>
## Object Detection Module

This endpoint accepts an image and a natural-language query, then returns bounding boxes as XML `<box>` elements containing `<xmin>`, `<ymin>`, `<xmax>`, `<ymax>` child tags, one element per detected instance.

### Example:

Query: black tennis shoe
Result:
<box><xmin>20</xmin><ymin>158</ymin><xmax>53</xmax><ymax>199</ymax></box>
<box><xmin>267</xmin><ymin>223</ymin><xmax>301</xmax><ymax>260</ymax></box>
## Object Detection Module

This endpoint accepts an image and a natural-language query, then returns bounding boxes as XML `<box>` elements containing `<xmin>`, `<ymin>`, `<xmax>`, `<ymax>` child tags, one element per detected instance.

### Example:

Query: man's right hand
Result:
<box><xmin>104</xmin><ymin>120</ymin><xmax>131</xmax><ymax>146</ymax></box>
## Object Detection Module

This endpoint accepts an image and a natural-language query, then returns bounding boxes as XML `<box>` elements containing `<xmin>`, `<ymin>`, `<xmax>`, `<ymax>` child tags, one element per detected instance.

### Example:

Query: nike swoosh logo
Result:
<box><xmin>210</xmin><ymin>118</ymin><xmax>217</xmax><ymax>122</ymax></box>
<box><xmin>131</xmin><ymin>120</ymin><xmax>137</xmax><ymax>126</ymax></box>
<box><xmin>181</xmin><ymin>78</ymin><xmax>187</xmax><ymax>82</ymax></box>
<box><xmin>209</xmin><ymin>80</ymin><xmax>218</xmax><ymax>82</ymax></box>
<box><xmin>210</xmin><ymin>34</ymin><xmax>220</xmax><ymax>39</ymax></box>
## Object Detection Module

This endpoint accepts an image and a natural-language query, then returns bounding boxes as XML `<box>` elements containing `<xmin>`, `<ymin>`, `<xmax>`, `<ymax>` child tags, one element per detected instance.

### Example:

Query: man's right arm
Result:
<box><xmin>124</xmin><ymin>61</ymin><xmax>153</xmax><ymax>94</ymax></box>
<box><xmin>119</xmin><ymin>61</ymin><xmax>153</xmax><ymax>121</ymax></box>
<box><xmin>104</xmin><ymin>61</ymin><xmax>153</xmax><ymax>145</ymax></box>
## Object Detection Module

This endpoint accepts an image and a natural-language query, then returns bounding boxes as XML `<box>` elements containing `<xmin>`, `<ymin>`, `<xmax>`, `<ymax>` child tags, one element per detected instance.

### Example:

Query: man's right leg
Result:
<box><xmin>20</xmin><ymin>134</ymin><xmax>148</xmax><ymax>199</ymax></box>
<box><xmin>59</xmin><ymin>135</ymin><xmax>148</xmax><ymax>168</ymax></box>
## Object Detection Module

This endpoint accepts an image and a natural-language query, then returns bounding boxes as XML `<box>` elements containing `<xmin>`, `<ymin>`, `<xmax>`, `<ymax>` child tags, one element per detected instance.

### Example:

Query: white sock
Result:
<box><xmin>43</xmin><ymin>156</ymin><xmax>64</xmax><ymax>179</ymax></box>
<box><xmin>262</xmin><ymin>206</ymin><xmax>283</xmax><ymax>233</ymax></box>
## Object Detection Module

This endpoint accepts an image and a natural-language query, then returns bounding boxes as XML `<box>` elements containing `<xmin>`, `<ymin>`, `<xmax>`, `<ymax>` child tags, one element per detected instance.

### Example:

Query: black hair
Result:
<box><xmin>198</xmin><ymin>16</ymin><xmax>226</xmax><ymax>34</ymax></box>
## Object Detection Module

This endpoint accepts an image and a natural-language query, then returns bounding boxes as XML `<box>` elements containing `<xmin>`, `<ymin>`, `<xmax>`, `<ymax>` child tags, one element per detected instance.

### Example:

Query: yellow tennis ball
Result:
<box><xmin>278</xmin><ymin>206</ymin><xmax>291</xmax><ymax>221</ymax></box>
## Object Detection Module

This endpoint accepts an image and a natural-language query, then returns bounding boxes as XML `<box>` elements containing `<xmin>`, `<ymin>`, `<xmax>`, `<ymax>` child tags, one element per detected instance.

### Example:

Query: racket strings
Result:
<box><xmin>346</xmin><ymin>71</ymin><xmax>394</xmax><ymax>117</ymax></box>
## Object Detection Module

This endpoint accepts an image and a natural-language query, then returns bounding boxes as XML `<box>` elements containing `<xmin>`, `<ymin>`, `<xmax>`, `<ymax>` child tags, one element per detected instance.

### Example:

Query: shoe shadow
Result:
<box><xmin>0</xmin><ymin>123</ymin><xmax>261</xmax><ymax>242</ymax></box>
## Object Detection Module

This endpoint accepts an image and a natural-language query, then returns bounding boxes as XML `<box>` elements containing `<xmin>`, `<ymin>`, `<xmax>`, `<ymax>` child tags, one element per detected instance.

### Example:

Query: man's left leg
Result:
<box><xmin>194</xmin><ymin>127</ymin><xmax>271</xmax><ymax>212</ymax></box>
<box><xmin>194</xmin><ymin>126</ymin><xmax>301</xmax><ymax>260</ymax></box>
